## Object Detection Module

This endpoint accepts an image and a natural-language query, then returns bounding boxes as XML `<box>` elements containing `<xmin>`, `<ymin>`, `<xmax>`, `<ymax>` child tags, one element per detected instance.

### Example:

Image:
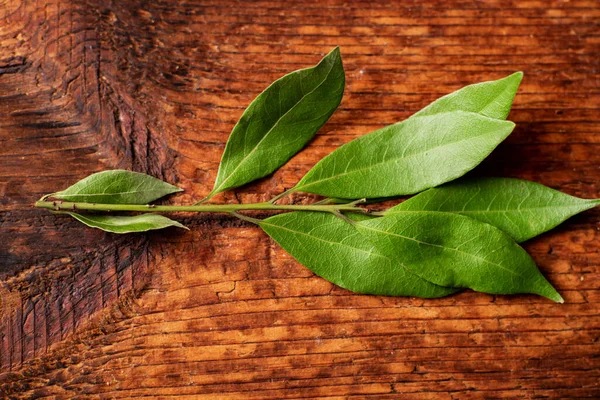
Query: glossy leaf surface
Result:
<box><xmin>414</xmin><ymin>72</ymin><xmax>523</xmax><ymax>120</ymax></box>
<box><xmin>386</xmin><ymin>178</ymin><xmax>600</xmax><ymax>242</ymax></box>
<box><xmin>210</xmin><ymin>47</ymin><xmax>345</xmax><ymax>196</ymax></box>
<box><xmin>53</xmin><ymin>170</ymin><xmax>182</xmax><ymax>204</ymax></box>
<box><xmin>355</xmin><ymin>211</ymin><xmax>563</xmax><ymax>302</ymax></box>
<box><xmin>294</xmin><ymin>111</ymin><xmax>515</xmax><ymax>198</ymax></box>
<box><xmin>260</xmin><ymin>212</ymin><xmax>459</xmax><ymax>298</ymax></box>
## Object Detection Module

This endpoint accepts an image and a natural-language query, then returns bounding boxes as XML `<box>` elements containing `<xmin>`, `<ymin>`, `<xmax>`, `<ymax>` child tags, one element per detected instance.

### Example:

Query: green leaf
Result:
<box><xmin>289</xmin><ymin>72</ymin><xmax>522</xmax><ymax>199</ymax></box>
<box><xmin>386</xmin><ymin>178</ymin><xmax>600</xmax><ymax>243</ymax></box>
<box><xmin>65</xmin><ymin>212</ymin><xmax>188</xmax><ymax>233</ymax></box>
<box><xmin>259</xmin><ymin>212</ymin><xmax>459</xmax><ymax>298</ymax></box>
<box><xmin>414</xmin><ymin>72</ymin><xmax>523</xmax><ymax>120</ymax></box>
<box><xmin>355</xmin><ymin>211</ymin><xmax>563</xmax><ymax>303</ymax></box>
<box><xmin>293</xmin><ymin>111</ymin><xmax>515</xmax><ymax>198</ymax></box>
<box><xmin>53</xmin><ymin>170</ymin><xmax>182</xmax><ymax>204</ymax></box>
<box><xmin>209</xmin><ymin>47</ymin><xmax>345</xmax><ymax>197</ymax></box>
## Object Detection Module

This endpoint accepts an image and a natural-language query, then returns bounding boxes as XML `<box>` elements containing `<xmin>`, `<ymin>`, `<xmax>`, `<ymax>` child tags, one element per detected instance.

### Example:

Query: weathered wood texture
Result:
<box><xmin>1</xmin><ymin>0</ymin><xmax>599</xmax><ymax>397</ymax></box>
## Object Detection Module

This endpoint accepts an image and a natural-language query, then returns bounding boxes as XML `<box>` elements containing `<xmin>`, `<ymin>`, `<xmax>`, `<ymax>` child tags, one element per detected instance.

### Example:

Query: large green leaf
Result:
<box><xmin>65</xmin><ymin>212</ymin><xmax>187</xmax><ymax>233</ymax></box>
<box><xmin>386</xmin><ymin>178</ymin><xmax>600</xmax><ymax>243</ymax></box>
<box><xmin>259</xmin><ymin>212</ymin><xmax>459</xmax><ymax>298</ymax></box>
<box><xmin>208</xmin><ymin>47</ymin><xmax>345</xmax><ymax>197</ymax></box>
<box><xmin>53</xmin><ymin>170</ymin><xmax>182</xmax><ymax>204</ymax></box>
<box><xmin>355</xmin><ymin>211</ymin><xmax>563</xmax><ymax>302</ymax></box>
<box><xmin>413</xmin><ymin>72</ymin><xmax>523</xmax><ymax>120</ymax></box>
<box><xmin>289</xmin><ymin>72</ymin><xmax>522</xmax><ymax>199</ymax></box>
<box><xmin>293</xmin><ymin>111</ymin><xmax>515</xmax><ymax>198</ymax></box>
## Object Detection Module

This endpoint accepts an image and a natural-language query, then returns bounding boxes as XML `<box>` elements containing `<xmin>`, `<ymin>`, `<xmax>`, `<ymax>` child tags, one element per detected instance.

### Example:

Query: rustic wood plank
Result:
<box><xmin>1</xmin><ymin>0</ymin><xmax>599</xmax><ymax>398</ymax></box>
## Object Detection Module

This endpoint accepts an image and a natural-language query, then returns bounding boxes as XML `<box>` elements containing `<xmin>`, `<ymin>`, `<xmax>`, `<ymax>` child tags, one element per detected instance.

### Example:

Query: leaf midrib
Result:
<box><xmin>214</xmin><ymin>58</ymin><xmax>337</xmax><ymax>194</ymax></box>
<box><xmin>69</xmin><ymin>213</ymin><xmax>181</xmax><ymax>232</ymax></box>
<box><xmin>476</xmin><ymin>78</ymin><xmax>514</xmax><ymax>117</ymax></box>
<box><xmin>73</xmin><ymin>214</ymin><xmax>142</xmax><ymax>228</ymax></box>
<box><xmin>388</xmin><ymin>202</ymin><xmax>600</xmax><ymax>215</ymax></box>
<box><xmin>296</xmin><ymin>121</ymin><xmax>510</xmax><ymax>192</ymax></box>
<box><xmin>358</xmin><ymin>223</ymin><xmax>525</xmax><ymax>280</ymax></box>
<box><xmin>56</xmin><ymin>189</ymin><xmax>172</xmax><ymax>198</ymax></box>
<box><xmin>261</xmin><ymin>219</ymin><xmax>453</xmax><ymax>291</ymax></box>
<box><xmin>261</xmin><ymin>220</ymin><xmax>384</xmax><ymax>258</ymax></box>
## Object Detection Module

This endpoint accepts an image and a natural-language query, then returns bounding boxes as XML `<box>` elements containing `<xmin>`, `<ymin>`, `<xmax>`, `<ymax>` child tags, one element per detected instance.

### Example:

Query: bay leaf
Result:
<box><xmin>65</xmin><ymin>212</ymin><xmax>187</xmax><ymax>233</ymax></box>
<box><xmin>53</xmin><ymin>170</ymin><xmax>182</xmax><ymax>204</ymax></box>
<box><xmin>386</xmin><ymin>178</ymin><xmax>600</xmax><ymax>242</ymax></box>
<box><xmin>259</xmin><ymin>212</ymin><xmax>459</xmax><ymax>298</ymax></box>
<box><xmin>293</xmin><ymin>111</ymin><xmax>515</xmax><ymax>198</ymax></box>
<box><xmin>414</xmin><ymin>71</ymin><xmax>523</xmax><ymax>120</ymax></box>
<box><xmin>355</xmin><ymin>211</ymin><xmax>563</xmax><ymax>302</ymax></box>
<box><xmin>208</xmin><ymin>47</ymin><xmax>344</xmax><ymax>197</ymax></box>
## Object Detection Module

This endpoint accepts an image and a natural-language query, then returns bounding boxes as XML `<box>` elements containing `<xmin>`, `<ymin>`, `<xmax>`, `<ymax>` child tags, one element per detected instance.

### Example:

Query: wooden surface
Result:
<box><xmin>1</xmin><ymin>0</ymin><xmax>599</xmax><ymax>398</ymax></box>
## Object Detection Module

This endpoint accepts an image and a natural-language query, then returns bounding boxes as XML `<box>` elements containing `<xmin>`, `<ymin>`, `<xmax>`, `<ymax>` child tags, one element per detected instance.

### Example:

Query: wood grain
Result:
<box><xmin>1</xmin><ymin>0</ymin><xmax>599</xmax><ymax>398</ymax></box>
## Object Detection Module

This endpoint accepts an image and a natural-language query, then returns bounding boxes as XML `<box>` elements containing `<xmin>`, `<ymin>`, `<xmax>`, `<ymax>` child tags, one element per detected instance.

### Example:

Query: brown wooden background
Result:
<box><xmin>1</xmin><ymin>0</ymin><xmax>599</xmax><ymax>398</ymax></box>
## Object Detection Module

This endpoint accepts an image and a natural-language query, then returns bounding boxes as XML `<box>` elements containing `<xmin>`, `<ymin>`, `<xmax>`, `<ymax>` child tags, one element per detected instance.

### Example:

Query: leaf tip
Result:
<box><xmin>505</xmin><ymin>71</ymin><xmax>524</xmax><ymax>97</ymax></box>
<box><xmin>168</xmin><ymin>218</ymin><xmax>189</xmax><ymax>231</ymax></box>
<box><xmin>510</xmin><ymin>70</ymin><xmax>524</xmax><ymax>81</ymax></box>
<box><xmin>546</xmin><ymin>290</ymin><xmax>564</xmax><ymax>304</ymax></box>
<box><xmin>501</xmin><ymin>71</ymin><xmax>523</xmax><ymax>88</ymax></box>
<box><xmin>494</xmin><ymin>71</ymin><xmax>523</xmax><ymax>111</ymax></box>
<box><xmin>553</xmin><ymin>291</ymin><xmax>565</xmax><ymax>303</ymax></box>
<box><xmin>325</xmin><ymin>46</ymin><xmax>342</xmax><ymax>65</ymax></box>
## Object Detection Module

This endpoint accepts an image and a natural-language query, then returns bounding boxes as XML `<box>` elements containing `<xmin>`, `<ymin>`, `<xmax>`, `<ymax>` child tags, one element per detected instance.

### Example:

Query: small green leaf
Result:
<box><xmin>209</xmin><ymin>47</ymin><xmax>345</xmax><ymax>197</ymax></box>
<box><xmin>355</xmin><ymin>211</ymin><xmax>563</xmax><ymax>303</ymax></box>
<box><xmin>65</xmin><ymin>212</ymin><xmax>188</xmax><ymax>233</ymax></box>
<box><xmin>414</xmin><ymin>72</ymin><xmax>523</xmax><ymax>120</ymax></box>
<box><xmin>386</xmin><ymin>178</ymin><xmax>600</xmax><ymax>243</ymax></box>
<box><xmin>53</xmin><ymin>170</ymin><xmax>182</xmax><ymax>204</ymax></box>
<box><xmin>259</xmin><ymin>212</ymin><xmax>459</xmax><ymax>298</ymax></box>
<box><xmin>293</xmin><ymin>111</ymin><xmax>515</xmax><ymax>198</ymax></box>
